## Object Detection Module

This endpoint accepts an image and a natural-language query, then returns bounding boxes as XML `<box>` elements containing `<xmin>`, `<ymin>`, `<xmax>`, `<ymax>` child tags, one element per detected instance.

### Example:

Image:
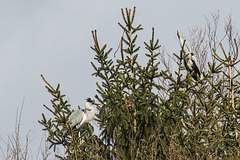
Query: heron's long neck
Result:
<box><xmin>86</xmin><ymin>109</ymin><xmax>95</xmax><ymax>123</ymax></box>
<box><xmin>85</xmin><ymin>104</ymin><xmax>95</xmax><ymax>123</ymax></box>
<box><xmin>177</xmin><ymin>32</ymin><xmax>190</xmax><ymax>59</ymax></box>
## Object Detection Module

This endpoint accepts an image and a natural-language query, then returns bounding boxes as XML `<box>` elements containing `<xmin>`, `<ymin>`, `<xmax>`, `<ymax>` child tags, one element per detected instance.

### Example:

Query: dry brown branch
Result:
<box><xmin>125</xmin><ymin>99</ymin><xmax>134</xmax><ymax>109</ymax></box>
<box><xmin>114</xmin><ymin>25</ymin><xmax>127</xmax><ymax>57</ymax></box>
<box><xmin>189</xmin><ymin>26</ymin><xmax>208</xmax><ymax>72</ymax></box>
<box><xmin>0</xmin><ymin>97</ymin><xmax>31</xmax><ymax>160</ymax></box>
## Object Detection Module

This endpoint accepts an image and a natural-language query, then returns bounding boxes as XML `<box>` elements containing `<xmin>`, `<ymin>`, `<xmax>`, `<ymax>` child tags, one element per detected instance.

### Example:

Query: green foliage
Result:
<box><xmin>39</xmin><ymin>6</ymin><xmax>240</xmax><ymax>160</ymax></box>
<box><xmin>38</xmin><ymin>75</ymin><xmax>105</xmax><ymax>159</ymax></box>
<box><xmin>91</xmin><ymin>7</ymin><xmax>166</xmax><ymax>159</ymax></box>
<box><xmin>91</xmin><ymin>7</ymin><xmax>240</xmax><ymax>160</ymax></box>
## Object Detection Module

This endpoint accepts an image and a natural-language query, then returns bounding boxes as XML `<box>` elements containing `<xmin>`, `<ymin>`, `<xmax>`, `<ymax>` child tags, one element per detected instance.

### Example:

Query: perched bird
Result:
<box><xmin>177</xmin><ymin>31</ymin><xmax>201</xmax><ymax>81</ymax></box>
<box><xmin>63</xmin><ymin>98</ymin><xmax>101</xmax><ymax>136</ymax></box>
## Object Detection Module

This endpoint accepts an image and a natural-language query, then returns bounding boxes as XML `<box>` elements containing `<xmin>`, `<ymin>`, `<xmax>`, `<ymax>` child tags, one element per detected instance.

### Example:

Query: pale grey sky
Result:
<box><xmin>0</xmin><ymin>0</ymin><xmax>240</xmax><ymax>158</ymax></box>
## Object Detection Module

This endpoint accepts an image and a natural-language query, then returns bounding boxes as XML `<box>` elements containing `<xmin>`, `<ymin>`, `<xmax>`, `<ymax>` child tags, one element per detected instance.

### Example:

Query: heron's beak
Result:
<box><xmin>94</xmin><ymin>102</ymin><xmax>101</xmax><ymax>106</ymax></box>
<box><xmin>94</xmin><ymin>102</ymin><xmax>101</xmax><ymax>110</ymax></box>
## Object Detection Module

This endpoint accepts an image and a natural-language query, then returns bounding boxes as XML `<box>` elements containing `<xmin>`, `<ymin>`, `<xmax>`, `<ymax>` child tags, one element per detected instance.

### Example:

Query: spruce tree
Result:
<box><xmin>91</xmin><ymin>7</ymin><xmax>163</xmax><ymax>159</ymax></box>
<box><xmin>39</xmin><ymin>7</ymin><xmax>240</xmax><ymax>159</ymax></box>
<box><xmin>38</xmin><ymin>75</ymin><xmax>104</xmax><ymax>159</ymax></box>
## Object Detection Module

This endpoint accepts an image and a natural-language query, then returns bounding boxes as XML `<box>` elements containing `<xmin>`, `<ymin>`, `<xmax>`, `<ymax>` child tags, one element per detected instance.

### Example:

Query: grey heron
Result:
<box><xmin>63</xmin><ymin>98</ymin><xmax>101</xmax><ymax>136</ymax></box>
<box><xmin>177</xmin><ymin>31</ymin><xmax>201</xmax><ymax>81</ymax></box>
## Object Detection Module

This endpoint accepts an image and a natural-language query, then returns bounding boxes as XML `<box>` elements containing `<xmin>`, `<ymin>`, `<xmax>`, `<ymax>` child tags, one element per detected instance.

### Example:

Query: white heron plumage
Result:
<box><xmin>177</xmin><ymin>31</ymin><xmax>201</xmax><ymax>81</ymax></box>
<box><xmin>63</xmin><ymin>98</ymin><xmax>100</xmax><ymax>136</ymax></box>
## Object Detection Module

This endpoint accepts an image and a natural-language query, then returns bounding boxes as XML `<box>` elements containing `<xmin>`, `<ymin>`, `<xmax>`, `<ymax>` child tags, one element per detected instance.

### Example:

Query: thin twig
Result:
<box><xmin>114</xmin><ymin>25</ymin><xmax>127</xmax><ymax>57</ymax></box>
<box><xmin>234</xmin><ymin>66</ymin><xmax>240</xmax><ymax>74</ymax></box>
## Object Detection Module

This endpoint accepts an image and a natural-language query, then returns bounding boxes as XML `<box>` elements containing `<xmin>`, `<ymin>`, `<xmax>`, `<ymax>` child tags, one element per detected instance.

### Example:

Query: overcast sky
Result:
<box><xmin>0</xmin><ymin>0</ymin><xmax>240</xmax><ymax>158</ymax></box>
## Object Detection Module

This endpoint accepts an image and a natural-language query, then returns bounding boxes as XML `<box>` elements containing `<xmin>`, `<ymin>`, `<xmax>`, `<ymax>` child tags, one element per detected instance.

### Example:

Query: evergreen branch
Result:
<box><xmin>219</xmin><ymin>43</ymin><xmax>228</xmax><ymax>60</ymax></box>
<box><xmin>91</xmin><ymin>30</ymin><xmax>100</xmax><ymax>51</ymax></box>
<box><xmin>43</xmin><ymin>104</ymin><xmax>59</xmax><ymax>118</ymax></box>
<box><xmin>41</xmin><ymin>74</ymin><xmax>55</xmax><ymax>91</ymax></box>
<box><xmin>232</xmin><ymin>39</ymin><xmax>239</xmax><ymax>62</ymax></box>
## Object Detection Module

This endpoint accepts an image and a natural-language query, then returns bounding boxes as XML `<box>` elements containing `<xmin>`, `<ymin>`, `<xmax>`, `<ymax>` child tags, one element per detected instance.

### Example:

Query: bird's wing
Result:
<box><xmin>191</xmin><ymin>55</ymin><xmax>201</xmax><ymax>78</ymax></box>
<box><xmin>184</xmin><ymin>59</ymin><xmax>191</xmax><ymax>71</ymax></box>
<box><xmin>76</xmin><ymin>114</ymin><xmax>87</xmax><ymax>129</ymax></box>
<box><xmin>69</xmin><ymin>109</ymin><xmax>85</xmax><ymax>127</ymax></box>
<box><xmin>82</xmin><ymin>109</ymin><xmax>86</xmax><ymax>113</ymax></box>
